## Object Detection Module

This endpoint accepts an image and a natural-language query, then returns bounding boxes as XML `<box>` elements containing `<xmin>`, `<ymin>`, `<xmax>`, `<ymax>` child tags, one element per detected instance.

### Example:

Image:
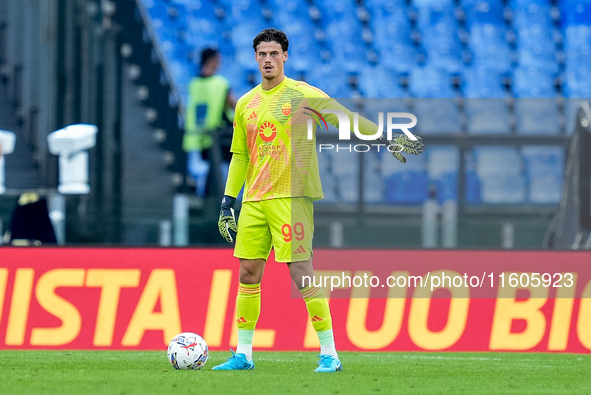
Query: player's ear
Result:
<box><xmin>284</xmin><ymin>51</ymin><xmax>288</xmax><ymax>62</ymax></box>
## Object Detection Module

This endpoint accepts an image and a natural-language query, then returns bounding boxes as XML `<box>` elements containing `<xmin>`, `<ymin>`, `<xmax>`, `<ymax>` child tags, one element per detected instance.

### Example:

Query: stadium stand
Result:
<box><xmin>133</xmin><ymin>0</ymin><xmax>585</xmax><ymax>212</ymax></box>
<box><xmin>2</xmin><ymin>0</ymin><xmax>588</xmax><ymax>246</ymax></box>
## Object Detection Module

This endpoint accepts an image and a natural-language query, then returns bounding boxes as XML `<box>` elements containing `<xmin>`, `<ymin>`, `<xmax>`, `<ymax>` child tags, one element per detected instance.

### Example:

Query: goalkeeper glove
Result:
<box><xmin>379</xmin><ymin>134</ymin><xmax>424</xmax><ymax>163</ymax></box>
<box><xmin>218</xmin><ymin>195</ymin><xmax>238</xmax><ymax>243</ymax></box>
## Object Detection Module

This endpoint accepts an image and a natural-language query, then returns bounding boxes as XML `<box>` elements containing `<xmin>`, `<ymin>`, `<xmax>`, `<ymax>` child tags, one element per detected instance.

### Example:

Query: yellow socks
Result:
<box><xmin>236</xmin><ymin>283</ymin><xmax>261</xmax><ymax>360</ymax></box>
<box><xmin>235</xmin><ymin>283</ymin><xmax>338</xmax><ymax>359</ymax></box>
<box><xmin>300</xmin><ymin>285</ymin><xmax>338</xmax><ymax>358</ymax></box>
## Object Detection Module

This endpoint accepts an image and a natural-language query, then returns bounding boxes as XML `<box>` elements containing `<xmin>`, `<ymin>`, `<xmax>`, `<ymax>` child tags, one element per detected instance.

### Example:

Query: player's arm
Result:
<box><xmin>318</xmin><ymin>96</ymin><xmax>424</xmax><ymax>164</ymax></box>
<box><xmin>218</xmin><ymin>100</ymin><xmax>247</xmax><ymax>243</ymax></box>
<box><xmin>218</xmin><ymin>153</ymin><xmax>247</xmax><ymax>243</ymax></box>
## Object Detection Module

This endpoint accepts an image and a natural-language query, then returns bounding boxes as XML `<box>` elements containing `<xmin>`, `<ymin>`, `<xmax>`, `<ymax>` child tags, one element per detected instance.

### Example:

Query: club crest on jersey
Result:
<box><xmin>281</xmin><ymin>102</ymin><xmax>292</xmax><ymax>116</ymax></box>
<box><xmin>258</xmin><ymin>121</ymin><xmax>277</xmax><ymax>142</ymax></box>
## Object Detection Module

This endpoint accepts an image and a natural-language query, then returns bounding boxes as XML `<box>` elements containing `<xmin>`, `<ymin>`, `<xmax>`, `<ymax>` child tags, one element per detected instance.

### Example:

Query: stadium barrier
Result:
<box><xmin>0</xmin><ymin>247</ymin><xmax>590</xmax><ymax>352</ymax></box>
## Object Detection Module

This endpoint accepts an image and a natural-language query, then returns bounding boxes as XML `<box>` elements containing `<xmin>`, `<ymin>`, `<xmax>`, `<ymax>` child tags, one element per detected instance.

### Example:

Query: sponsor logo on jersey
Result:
<box><xmin>258</xmin><ymin>121</ymin><xmax>277</xmax><ymax>142</ymax></box>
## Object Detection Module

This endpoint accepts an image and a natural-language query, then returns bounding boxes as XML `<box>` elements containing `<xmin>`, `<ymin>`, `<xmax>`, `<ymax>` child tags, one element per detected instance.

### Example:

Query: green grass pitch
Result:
<box><xmin>0</xmin><ymin>351</ymin><xmax>589</xmax><ymax>394</ymax></box>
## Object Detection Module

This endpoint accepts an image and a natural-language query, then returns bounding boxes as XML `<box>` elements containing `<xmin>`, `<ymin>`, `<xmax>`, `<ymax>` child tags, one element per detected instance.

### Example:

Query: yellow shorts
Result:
<box><xmin>234</xmin><ymin>197</ymin><xmax>314</xmax><ymax>263</ymax></box>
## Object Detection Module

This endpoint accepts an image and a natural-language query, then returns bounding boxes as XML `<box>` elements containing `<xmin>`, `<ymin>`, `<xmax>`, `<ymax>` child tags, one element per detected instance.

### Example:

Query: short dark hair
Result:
<box><xmin>252</xmin><ymin>28</ymin><xmax>289</xmax><ymax>53</ymax></box>
<box><xmin>200</xmin><ymin>47</ymin><xmax>219</xmax><ymax>68</ymax></box>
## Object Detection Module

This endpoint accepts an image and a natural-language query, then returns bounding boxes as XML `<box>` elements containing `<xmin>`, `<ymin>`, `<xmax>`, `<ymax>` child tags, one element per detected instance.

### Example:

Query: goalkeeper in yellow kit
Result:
<box><xmin>214</xmin><ymin>28</ymin><xmax>423</xmax><ymax>372</ymax></box>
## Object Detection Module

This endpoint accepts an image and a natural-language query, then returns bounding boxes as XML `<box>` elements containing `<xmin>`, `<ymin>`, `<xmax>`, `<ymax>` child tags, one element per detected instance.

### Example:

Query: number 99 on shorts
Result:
<box><xmin>281</xmin><ymin>222</ymin><xmax>305</xmax><ymax>243</ymax></box>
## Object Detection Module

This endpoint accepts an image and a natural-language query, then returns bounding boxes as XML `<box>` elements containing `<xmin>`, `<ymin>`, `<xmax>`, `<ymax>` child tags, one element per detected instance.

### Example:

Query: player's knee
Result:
<box><xmin>289</xmin><ymin>260</ymin><xmax>314</xmax><ymax>288</ymax></box>
<box><xmin>239</xmin><ymin>260</ymin><xmax>264</xmax><ymax>284</ymax></box>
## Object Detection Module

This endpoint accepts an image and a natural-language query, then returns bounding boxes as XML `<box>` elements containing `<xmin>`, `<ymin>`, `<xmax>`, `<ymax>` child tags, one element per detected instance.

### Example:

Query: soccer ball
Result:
<box><xmin>167</xmin><ymin>332</ymin><xmax>209</xmax><ymax>370</ymax></box>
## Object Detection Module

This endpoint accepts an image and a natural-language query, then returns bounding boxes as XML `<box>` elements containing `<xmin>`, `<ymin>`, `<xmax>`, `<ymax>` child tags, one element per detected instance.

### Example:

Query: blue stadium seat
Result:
<box><xmin>422</xmin><ymin>41</ymin><xmax>465</xmax><ymax>74</ymax></box>
<box><xmin>332</xmin><ymin>150</ymin><xmax>361</xmax><ymax>178</ymax></box>
<box><xmin>316</xmin><ymin>0</ymin><xmax>358</xmax><ymax>24</ymax></box>
<box><xmin>378</xmin><ymin>42</ymin><xmax>419</xmax><ymax>74</ymax></box>
<box><xmin>415</xmin><ymin>2</ymin><xmax>457</xmax><ymax>30</ymax></box>
<box><xmin>408</xmin><ymin>66</ymin><xmax>456</xmax><ymax>97</ymax></box>
<box><xmin>306</xmin><ymin>63</ymin><xmax>354</xmax><ymax>98</ymax></box>
<box><xmin>512</xmin><ymin>67</ymin><xmax>557</xmax><ymax>97</ymax></box>
<box><xmin>461</xmin><ymin>0</ymin><xmax>506</xmax><ymax>27</ymax></box>
<box><xmin>521</xmin><ymin>146</ymin><xmax>564</xmax><ymax>171</ymax></box>
<box><xmin>409</xmin><ymin>67</ymin><xmax>461</xmax><ymax>134</ymax></box>
<box><xmin>274</xmin><ymin>15</ymin><xmax>318</xmax><ymax>57</ymax></box>
<box><xmin>413</xmin><ymin>99</ymin><xmax>463</xmax><ymax>134</ymax></box>
<box><xmin>230</xmin><ymin>21</ymin><xmax>268</xmax><ymax>54</ymax></box>
<box><xmin>171</xmin><ymin>0</ymin><xmax>219</xmax><ymax>16</ymax></box>
<box><xmin>514</xmin><ymin>24</ymin><xmax>554</xmax><ymax>53</ymax></box>
<box><xmin>336</xmin><ymin>176</ymin><xmax>360</xmax><ymax>203</ymax></box>
<box><xmin>522</xmin><ymin>146</ymin><xmax>564</xmax><ymax>203</ymax></box>
<box><xmin>512</xmin><ymin>70</ymin><xmax>561</xmax><ymax>135</ymax></box>
<box><xmin>358</xmin><ymin>66</ymin><xmax>405</xmax><ymax>98</ymax></box>
<box><xmin>275</xmin><ymin>12</ymin><xmax>323</xmax><ymax>74</ymax></box>
<box><xmin>564</xmin><ymin>25</ymin><xmax>591</xmax><ymax>77</ymax></box>
<box><xmin>514</xmin><ymin>99</ymin><xmax>561</xmax><ymax>135</ymax></box>
<box><xmin>414</xmin><ymin>0</ymin><xmax>455</xmax><ymax>8</ymax></box>
<box><xmin>517</xmin><ymin>48</ymin><xmax>559</xmax><ymax>74</ymax></box>
<box><xmin>359</xmin><ymin>99</ymin><xmax>411</xmax><ymax>132</ymax></box>
<box><xmin>462</xmin><ymin>67</ymin><xmax>506</xmax><ymax>97</ymax></box>
<box><xmin>142</xmin><ymin>0</ymin><xmax>169</xmax><ymax>22</ymax></box>
<box><xmin>474</xmin><ymin>147</ymin><xmax>521</xmax><ymax>175</ymax></box>
<box><xmin>385</xmin><ymin>171</ymin><xmax>430</xmax><ymax>204</ymax></box>
<box><xmin>315</xmin><ymin>0</ymin><xmax>367</xmax><ymax>70</ymax></box>
<box><xmin>417</xmin><ymin>7</ymin><xmax>464</xmax><ymax>73</ymax></box>
<box><xmin>364</xmin><ymin>173</ymin><xmax>385</xmax><ymax>203</ymax></box>
<box><xmin>510</xmin><ymin>0</ymin><xmax>552</xmax><ymax>6</ymax></box>
<box><xmin>370</xmin><ymin>1</ymin><xmax>413</xmax><ymax>40</ymax></box>
<box><xmin>465</xmin><ymin>99</ymin><xmax>511</xmax><ymax>134</ymax></box>
<box><xmin>513</xmin><ymin>3</ymin><xmax>558</xmax><ymax>73</ymax></box>
<box><xmin>511</xmin><ymin>0</ymin><xmax>553</xmax><ymax>30</ymax></box>
<box><xmin>437</xmin><ymin>173</ymin><xmax>459</xmax><ymax>203</ymax></box>
<box><xmin>332</xmin><ymin>39</ymin><xmax>368</xmax><ymax>72</ymax></box>
<box><xmin>363</xmin><ymin>151</ymin><xmax>385</xmax><ymax>204</ymax></box>
<box><xmin>218</xmin><ymin>62</ymin><xmax>258</xmax><ymax>98</ymax></box>
<box><xmin>560</xmin><ymin>0</ymin><xmax>591</xmax><ymax>26</ymax></box>
<box><xmin>317</xmin><ymin>150</ymin><xmax>338</xmax><ymax>203</ymax></box>
<box><xmin>153</xmin><ymin>20</ymin><xmax>192</xmax><ymax>62</ymax></box>
<box><xmin>564</xmin><ymin>63</ymin><xmax>591</xmax><ymax>96</ymax></box>
<box><xmin>482</xmin><ymin>174</ymin><xmax>527</xmax><ymax>203</ymax></box>
<box><xmin>267</xmin><ymin>0</ymin><xmax>308</xmax><ymax>16</ymax></box>
<box><xmin>465</xmin><ymin>170</ymin><xmax>482</xmax><ymax>204</ymax></box>
<box><xmin>222</xmin><ymin>0</ymin><xmax>262</xmax><ymax>21</ymax></box>
<box><xmin>370</xmin><ymin>4</ymin><xmax>417</xmax><ymax>73</ymax></box>
<box><xmin>468</xmin><ymin>24</ymin><xmax>512</xmax><ymax>72</ymax></box>
<box><xmin>526</xmin><ymin>172</ymin><xmax>563</xmax><ymax>203</ymax></box>
<box><xmin>186</xmin><ymin>17</ymin><xmax>223</xmax><ymax>51</ymax></box>
<box><xmin>367</xmin><ymin>0</ymin><xmax>407</xmax><ymax>8</ymax></box>
<box><xmin>150</xmin><ymin>16</ymin><xmax>179</xmax><ymax>43</ymax></box>
<box><xmin>168</xmin><ymin>59</ymin><xmax>193</xmax><ymax>104</ymax></box>
<box><xmin>164</xmin><ymin>2</ymin><xmax>190</xmax><ymax>32</ymax></box>
<box><xmin>331</xmin><ymin>150</ymin><xmax>360</xmax><ymax>203</ymax></box>
<box><xmin>472</xmin><ymin>147</ymin><xmax>526</xmax><ymax>204</ymax></box>
<box><xmin>426</xmin><ymin>147</ymin><xmax>459</xmax><ymax>203</ymax></box>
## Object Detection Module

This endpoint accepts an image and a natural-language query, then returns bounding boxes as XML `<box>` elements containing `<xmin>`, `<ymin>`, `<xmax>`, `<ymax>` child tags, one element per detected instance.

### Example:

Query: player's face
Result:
<box><xmin>255</xmin><ymin>41</ymin><xmax>287</xmax><ymax>81</ymax></box>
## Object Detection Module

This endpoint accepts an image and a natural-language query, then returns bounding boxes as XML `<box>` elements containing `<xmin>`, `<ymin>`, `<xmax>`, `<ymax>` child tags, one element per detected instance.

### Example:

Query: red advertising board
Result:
<box><xmin>0</xmin><ymin>247</ymin><xmax>590</xmax><ymax>352</ymax></box>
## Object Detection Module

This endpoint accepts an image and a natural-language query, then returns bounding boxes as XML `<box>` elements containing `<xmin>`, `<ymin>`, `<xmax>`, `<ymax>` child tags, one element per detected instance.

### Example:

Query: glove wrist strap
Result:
<box><xmin>221</xmin><ymin>195</ymin><xmax>236</xmax><ymax>210</ymax></box>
